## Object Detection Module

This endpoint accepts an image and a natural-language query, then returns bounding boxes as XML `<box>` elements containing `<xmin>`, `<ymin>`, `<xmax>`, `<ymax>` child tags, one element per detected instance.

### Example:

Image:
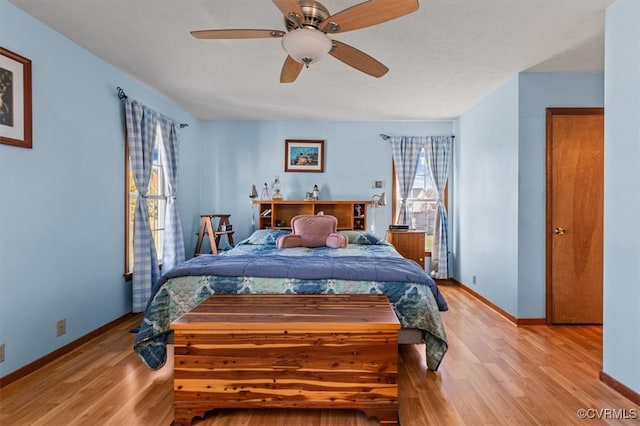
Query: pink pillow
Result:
<box><xmin>276</xmin><ymin>215</ymin><xmax>347</xmax><ymax>249</ymax></box>
<box><xmin>325</xmin><ymin>233</ymin><xmax>348</xmax><ymax>248</ymax></box>
<box><xmin>291</xmin><ymin>215</ymin><xmax>337</xmax><ymax>247</ymax></box>
<box><xmin>277</xmin><ymin>234</ymin><xmax>303</xmax><ymax>248</ymax></box>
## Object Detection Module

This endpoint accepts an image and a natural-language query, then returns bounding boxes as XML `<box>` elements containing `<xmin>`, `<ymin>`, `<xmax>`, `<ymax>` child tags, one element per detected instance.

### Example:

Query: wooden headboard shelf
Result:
<box><xmin>254</xmin><ymin>200</ymin><xmax>369</xmax><ymax>230</ymax></box>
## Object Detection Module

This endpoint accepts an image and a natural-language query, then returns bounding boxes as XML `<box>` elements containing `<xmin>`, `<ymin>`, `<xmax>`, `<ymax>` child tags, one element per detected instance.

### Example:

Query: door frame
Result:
<box><xmin>545</xmin><ymin>107</ymin><xmax>604</xmax><ymax>325</ymax></box>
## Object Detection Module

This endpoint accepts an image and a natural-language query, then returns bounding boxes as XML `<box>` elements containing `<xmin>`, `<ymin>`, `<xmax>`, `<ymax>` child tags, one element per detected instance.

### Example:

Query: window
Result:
<box><xmin>392</xmin><ymin>149</ymin><xmax>445</xmax><ymax>253</ymax></box>
<box><xmin>125</xmin><ymin>124</ymin><xmax>166</xmax><ymax>277</ymax></box>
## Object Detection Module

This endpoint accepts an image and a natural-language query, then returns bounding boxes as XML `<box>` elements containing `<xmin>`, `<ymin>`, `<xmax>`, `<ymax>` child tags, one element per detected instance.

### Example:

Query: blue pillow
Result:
<box><xmin>242</xmin><ymin>229</ymin><xmax>291</xmax><ymax>245</ymax></box>
<box><xmin>338</xmin><ymin>231</ymin><xmax>384</xmax><ymax>245</ymax></box>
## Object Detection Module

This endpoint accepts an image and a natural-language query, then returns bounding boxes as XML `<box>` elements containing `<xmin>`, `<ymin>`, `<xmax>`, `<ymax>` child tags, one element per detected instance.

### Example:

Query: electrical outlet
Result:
<box><xmin>372</xmin><ymin>180</ymin><xmax>383</xmax><ymax>189</ymax></box>
<box><xmin>56</xmin><ymin>319</ymin><xmax>66</xmax><ymax>337</ymax></box>
<box><xmin>472</xmin><ymin>275</ymin><xmax>477</xmax><ymax>285</ymax></box>
<box><xmin>0</xmin><ymin>343</ymin><xmax>5</xmax><ymax>363</ymax></box>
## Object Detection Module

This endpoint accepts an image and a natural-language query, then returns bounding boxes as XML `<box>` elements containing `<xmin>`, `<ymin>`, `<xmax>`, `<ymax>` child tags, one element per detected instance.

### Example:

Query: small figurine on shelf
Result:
<box><xmin>312</xmin><ymin>184</ymin><xmax>319</xmax><ymax>200</ymax></box>
<box><xmin>272</xmin><ymin>176</ymin><xmax>283</xmax><ymax>200</ymax></box>
<box><xmin>261</xmin><ymin>182</ymin><xmax>270</xmax><ymax>200</ymax></box>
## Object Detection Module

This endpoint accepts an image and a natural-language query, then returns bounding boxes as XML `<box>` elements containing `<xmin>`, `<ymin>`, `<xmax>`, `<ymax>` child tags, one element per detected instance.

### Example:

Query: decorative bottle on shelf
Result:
<box><xmin>249</xmin><ymin>184</ymin><xmax>258</xmax><ymax>199</ymax></box>
<box><xmin>272</xmin><ymin>176</ymin><xmax>283</xmax><ymax>200</ymax></box>
<box><xmin>261</xmin><ymin>182</ymin><xmax>271</xmax><ymax>200</ymax></box>
<box><xmin>249</xmin><ymin>184</ymin><xmax>258</xmax><ymax>230</ymax></box>
<box><xmin>312</xmin><ymin>184</ymin><xmax>319</xmax><ymax>200</ymax></box>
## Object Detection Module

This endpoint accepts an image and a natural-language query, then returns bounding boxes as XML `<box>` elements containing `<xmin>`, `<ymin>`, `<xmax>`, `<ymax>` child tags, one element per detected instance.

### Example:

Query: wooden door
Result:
<box><xmin>546</xmin><ymin>108</ymin><xmax>604</xmax><ymax>324</ymax></box>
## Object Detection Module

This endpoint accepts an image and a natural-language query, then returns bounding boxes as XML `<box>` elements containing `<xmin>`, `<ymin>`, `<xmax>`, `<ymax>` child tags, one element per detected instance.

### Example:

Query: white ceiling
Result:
<box><xmin>10</xmin><ymin>0</ymin><xmax>613</xmax><ymax>121</ymax></box>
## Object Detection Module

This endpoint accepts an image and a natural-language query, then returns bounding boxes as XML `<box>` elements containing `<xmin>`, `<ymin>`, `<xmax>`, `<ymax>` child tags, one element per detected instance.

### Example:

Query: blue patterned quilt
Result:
<box><xmin>134</xmin><ymin>230</ymin><xmax>448</xmax><ymax>370</ymax></box>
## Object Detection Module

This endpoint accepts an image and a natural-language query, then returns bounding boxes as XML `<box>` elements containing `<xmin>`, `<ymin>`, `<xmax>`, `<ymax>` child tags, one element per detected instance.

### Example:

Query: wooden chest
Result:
<box><xmin>170</xmin><ymin>294</ymin><xmax>401</xmax><ymax>425</ymax></box>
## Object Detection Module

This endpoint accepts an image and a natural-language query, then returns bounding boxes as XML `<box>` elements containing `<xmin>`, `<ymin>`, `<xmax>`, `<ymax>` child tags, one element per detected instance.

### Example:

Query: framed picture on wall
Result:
<box><xmin>0</xmin><ymin>46</ymin><xmax>32</xmax><ymax>149</ymax></box>
<box><xmin>285</xmin><ymin>139</ymin><xmax>324</xmax><ymax>173</ymax></box>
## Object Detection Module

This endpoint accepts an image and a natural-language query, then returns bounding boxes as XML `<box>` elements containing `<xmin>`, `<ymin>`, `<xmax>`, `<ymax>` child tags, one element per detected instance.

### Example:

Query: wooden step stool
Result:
<box><xmin>194</xmin><ymin>214</ymin><xmax>235</xmax><ymax>256</ymax></box>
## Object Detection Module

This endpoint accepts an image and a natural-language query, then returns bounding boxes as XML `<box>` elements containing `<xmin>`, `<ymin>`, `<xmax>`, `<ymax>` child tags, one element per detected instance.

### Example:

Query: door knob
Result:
<box><xmin>554</xmin><ymin>227</ymin><xmax>566</xmax><ymax>235</ymax></box>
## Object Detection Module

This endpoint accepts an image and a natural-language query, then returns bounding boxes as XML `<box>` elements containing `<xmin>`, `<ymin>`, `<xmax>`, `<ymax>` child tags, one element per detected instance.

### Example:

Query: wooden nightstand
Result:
<box><xmin>386</xmin><ymin>230</ymin><xmax>425</xmax><ymax>268</ymax></box>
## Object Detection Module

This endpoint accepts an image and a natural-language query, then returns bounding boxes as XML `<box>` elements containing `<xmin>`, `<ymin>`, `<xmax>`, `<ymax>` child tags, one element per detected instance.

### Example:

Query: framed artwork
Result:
<box><xmin>285</xmin><ymin>139</ymin><xmax>324</xmax><ymax>173</ymax></box>
<box><xmin>0</xmin><ymin>47</ymin><xmax>32</xmax><ymax>149</ymax></box>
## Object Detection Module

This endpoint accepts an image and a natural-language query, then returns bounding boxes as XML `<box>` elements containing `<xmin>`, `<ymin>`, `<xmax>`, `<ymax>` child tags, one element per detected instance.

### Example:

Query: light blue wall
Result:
<box><xmin>453</xmin><ymin>76</ymin><xmax>520</xmax><ymax>315</ymax></box>
<box><xmin>453</xmin><ymin>73</ymin><xmax>603</xmax><ymax>318</ymax></box>
<box><xmin>0</xmin><ymin>0</ymin><xmax>202</xmax><ymax>376</ymax></box>
<box><xmin>603</xmin><ymin>0</ymin><xmax>640</xmax><ymax>394</ymax></box>
<box><xmin>517</xmin><ymin>73</ymin><xmax>604</xmax><ymax>318</ymax></box>
<box><xmin>198</xmin><ymin>121</ymin><xmax>454</xmax><ymax>243</ymax></box>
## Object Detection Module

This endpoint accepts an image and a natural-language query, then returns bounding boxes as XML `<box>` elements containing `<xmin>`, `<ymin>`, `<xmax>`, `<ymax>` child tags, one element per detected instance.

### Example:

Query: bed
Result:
<box><xmin>134</xmin><ymin>229</ymin><xmax>448</xmax><ymax>371</ymax></box>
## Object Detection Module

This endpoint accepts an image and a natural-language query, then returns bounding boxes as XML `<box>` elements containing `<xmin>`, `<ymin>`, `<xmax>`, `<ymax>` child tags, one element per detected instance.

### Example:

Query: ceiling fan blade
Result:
<box><xmin>319</xmin><ymin>0</ymin><xmax>419</xmax><ymax>33</ymax></box>
<box><xmin>191</xmin><ymin>29</ymin><xmax>285</xmax><ymax>39</ymax></box>
<box><xmin>272</xmin><ymin>0</ymin><xmax>305</xmax><ymax>26</ymax></box>
<box><xmin>329</xmin><ymin>40</ymin><xmax>388</xmax><ymax>78</ymax></box>
<box><xmin>280</xmin><ymin>55</ymin><xmax>304</xmax><ymax>83</ymax></box>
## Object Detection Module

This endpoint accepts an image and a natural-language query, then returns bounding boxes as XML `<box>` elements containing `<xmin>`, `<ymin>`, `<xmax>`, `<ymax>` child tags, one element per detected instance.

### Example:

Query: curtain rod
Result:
<box><xmin>380</xmin><ymin>133</ymin><xmax>455</xmax><ymax>140</ymax></box>
<box><xmin>117</xmin><ymin>87</ymin><xmax>188</xmax><ymax>128</ymax></box>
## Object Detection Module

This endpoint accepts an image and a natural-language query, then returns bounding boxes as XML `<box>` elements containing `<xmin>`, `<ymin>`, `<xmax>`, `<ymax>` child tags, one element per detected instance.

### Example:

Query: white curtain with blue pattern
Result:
<box><xmin>389</xmin><ymin>136</ymin><xmax>424</xmax><ymax>225</ymax></box>
<box><xmin>425</xmin><ymin>136</ymin><xmax>453</xmax><ymax>279</ymax></box>
<box><xmin>158</xmin><ymin>119</ymin><xmax>185</xmax><ymax>273</ymax></box>
<box><xmin>125</xmin><ymin>99</ymin><xmax>160</xmax><ymax>312</ymax></box>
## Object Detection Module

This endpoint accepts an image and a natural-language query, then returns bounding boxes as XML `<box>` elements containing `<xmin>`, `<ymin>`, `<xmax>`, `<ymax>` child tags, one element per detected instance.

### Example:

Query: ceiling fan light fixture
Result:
<box><xmin>282</xmin><ymin>28</ymin><xmax>332</xmax><ymax>67</ymax></box>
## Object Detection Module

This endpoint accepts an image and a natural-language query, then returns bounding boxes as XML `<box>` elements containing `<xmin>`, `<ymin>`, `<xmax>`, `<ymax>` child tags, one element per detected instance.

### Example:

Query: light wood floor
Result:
<box><xmin>1</xmin><ymin>284</ymin><xmax>638</xmax><ymax>425</ymax></box>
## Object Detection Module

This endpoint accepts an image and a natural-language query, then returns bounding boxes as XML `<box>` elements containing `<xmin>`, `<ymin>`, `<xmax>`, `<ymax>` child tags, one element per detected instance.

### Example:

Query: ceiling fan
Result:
<box><xmin>191</xmin><ymin>0</ymin><xmax>419</xmax><ymax>83</ymax></box>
